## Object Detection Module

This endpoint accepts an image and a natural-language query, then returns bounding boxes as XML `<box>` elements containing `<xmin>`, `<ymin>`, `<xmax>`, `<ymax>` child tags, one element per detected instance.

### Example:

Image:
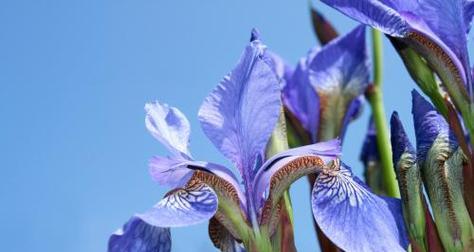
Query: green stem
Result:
<box><xmin>368</xmin><ymin>29</ymin><xmax>400</xmax><ymax>197</ymax></box>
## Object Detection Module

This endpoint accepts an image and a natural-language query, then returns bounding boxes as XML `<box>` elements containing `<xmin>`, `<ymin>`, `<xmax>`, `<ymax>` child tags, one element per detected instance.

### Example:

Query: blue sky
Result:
<box><xmin>0</xmin><ymin>1</ymin><xmax>419</xmax><ymax>251</ymax></box>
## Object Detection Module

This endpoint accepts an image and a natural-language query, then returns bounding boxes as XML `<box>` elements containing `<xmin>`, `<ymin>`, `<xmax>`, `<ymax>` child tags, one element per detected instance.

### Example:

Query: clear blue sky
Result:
<box><xmin>0</xmin><ymin>1</ymin><xmax>419</xmax><ymax>251</ymax></box>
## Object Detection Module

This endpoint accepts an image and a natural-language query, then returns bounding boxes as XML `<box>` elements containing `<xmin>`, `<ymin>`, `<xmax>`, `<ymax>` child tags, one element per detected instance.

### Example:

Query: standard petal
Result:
<box><xmin>309</xmin><ymin>25</ymin><xmax>369</xmax><ymax>140</ymax></box>
<box><xmin>137</xmin><ymin>180</ymin><xmax>218</xmax><ymax>227</ymax></box>
<box><xmin>108</xmin><ymin>217</ymin><xmax>171</xmax><ymax>252</ymax></box>
<box><xmin>312</xmin><ymin>162</ymin><xmax>409</xmax><ymax>252</ymax></box>
<box><xmin>321</xmin><ymin>0</ymin><xmax>408</xmax><ymax>37</ymax></box>
<box><xmin>198</xmin><ymin>34</ymin><xmax>282</xmax><ymax>178</ymax></box>
<box><xmin>145</xmin><ymin>102</ymin><xmax>191</xmax><ymax>156</ymax></box>
<box><xmin>283</xmin><ymin>57</ymin><xmax>320</xmax><ymax>142</ymax></box>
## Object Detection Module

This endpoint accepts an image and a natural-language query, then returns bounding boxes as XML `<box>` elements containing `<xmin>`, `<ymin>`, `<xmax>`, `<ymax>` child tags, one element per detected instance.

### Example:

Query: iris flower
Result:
<box><xmin>282</xmin><ymin>25</ymin><xmax>369</xmax><ymax>143</ymax></box>
<box><xmin>321</xmin><ymin>0</ymin><xmax>474</xmax><ymax>109</ymax></box>
<box><xmin>109</xmin><ymin>31</ymin><xmax>408</xmax><ymax>252</ymax></box>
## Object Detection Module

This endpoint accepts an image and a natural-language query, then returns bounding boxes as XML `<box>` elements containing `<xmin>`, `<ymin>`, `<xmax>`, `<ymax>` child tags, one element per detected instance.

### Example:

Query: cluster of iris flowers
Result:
<box><xmin>108</xmin><ymin>1</ymin><xmax>474</xmax><ymax>251</ymax></box>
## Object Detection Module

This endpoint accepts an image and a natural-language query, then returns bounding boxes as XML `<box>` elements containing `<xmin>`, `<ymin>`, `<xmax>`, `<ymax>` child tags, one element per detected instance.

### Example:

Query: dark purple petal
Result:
<box><xmin>321</xmin><ymin>0</ymin><xmax>408</xmax><ymax>37</ymax></box>
<box><xmin>465</xmin><ymin>0</ymin><xmax>474</xmax><ymax>32</ymax></box>
<box><xmin>411</xmin><ymin>90</ymin><xmax>458</xmax><ymax>163</ymax></box>
<box><xmin>198</xmin><ymin>33</ymin><xmax>281</xmax><ymax>180</ymax></box>
<box><xmin>312</xmin><ymin>162</ymin><xmax>409</xmax><ymax>251</ymax></box>
<box><xmin>340</xmin><ymin>96</ymin><xmax>364</xmax><ymax>141</ymax></box>
<box><xmin>309</xmin><ymin>25</ymin><xmax>369</xmax><ymax>140</ymax></box>
<box><xmin>283</xmin><ymin>56</ymin><xmax>320</xmax><ymax>142</ymax></box>
<box><xmin>108</xmin><ymin>217</ymin><xmax>171</xmax><ymax>252</ymax></box>
<box><xmin>359</xmin><ymin>116</ymin><xmax>378</xmax><ymax>165</ymax></box>
<box><xmin>390</xmin><ymin>111</ymin><xmax>415</xmax><ymax>166</ymax></box>
<box><xmin>137</xmin><ymin>181</ymin><xmax>218</xmax><ymax>227</ymax></box>
<box><xmin>145</xmin><ymin>102</ymin><xmax>191</xmax><ymax>157</ymax></box>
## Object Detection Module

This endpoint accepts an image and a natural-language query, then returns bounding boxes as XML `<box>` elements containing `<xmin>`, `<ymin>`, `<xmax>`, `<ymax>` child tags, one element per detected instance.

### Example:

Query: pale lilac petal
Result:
<box><xmin>108</xmin><ymin>217</ymin><xmax>171</xmax><ymax>252</ymax></box>
<box><xmin>148</xmin><ymin>156</ymin><xmax>193</xmax><ymax>188</ymax></box>
<box><xmin>137</xmin><ymin>183</ymin><xmax>218</xmax><ymax>227</ymax></box>
<box><xmin>145</xmin><ymin>102</ymin><xmax>191</xmax><ymax>156</ymax></box>
<box><xmin>312</xmin><ymin>163</ymin><xmax>409</xmax><ymax>251</ymax></box>
<box><xmin>149</xmin><ymin>158</ymin><xmax>245</xmax><ymax>203</ymax></box>
<box><xmin>198</xmin><ymin>34</ymin><xmax>281</xmax><ymax>180</ymax></box>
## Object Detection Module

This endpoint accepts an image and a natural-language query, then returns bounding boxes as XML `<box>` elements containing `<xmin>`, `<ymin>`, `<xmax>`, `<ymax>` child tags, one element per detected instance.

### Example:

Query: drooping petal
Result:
<box><xmin>321</xmin><ymin>0</ymin><xmax>408</xmax><ymax>37</ymax></box>
<box><xmin>198</xmin><ymin>32</ymin><xmax>282</xmax><ymax>180</ymax></box>
<box><xmin>312</xmin><ymin>162</ymin><xmax>409</xmax><ymax>252</ymax></box>
<box><xmin>411</xmin><ymin>90</ymin><xmax>458</xmax><ymax>164</ymax></box>
<box><xmin>108</xmin><ymin>217</ymin><xmax>171</xmax><ymax>252</ymax></box>
<box><xmin>137</xmin><ymin>179</ymin><xmax>218</xmax><ymax>227</ymax></box>
<box><xmin>148</xmin><ymin>156</ymin><xmax>193</xmax><ymax>188</ymax></box>
<box><xmin>309</xmin><ymin>25</ymin><xmax>369</xmax><ymax>141</ymax></box>
<box><xmin>254</xmin><ymin>140</ymin><xmax>341</xmax><ymax>212</ymax></box>
<box><xmin>145</xmin><ymin>102</ymin><xmax>191</xmax><ymax>157</ymax></box>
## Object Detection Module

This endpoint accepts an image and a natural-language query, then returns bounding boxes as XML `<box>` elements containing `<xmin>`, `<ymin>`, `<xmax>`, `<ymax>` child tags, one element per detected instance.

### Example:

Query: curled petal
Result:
<box><xmin>137</xmin><ymin>179</ymin><xmax>218</xmax><ymax>227</ymax></box>
<box><xmin>108</xmin><ymin>217</ymin><xmax>171</xmax><ymax>252</ymax></box>
<box><xmin>254</xmin><ymin>139</ymin><xmax>341</xmax><ymax>224</ymax></box>
<box><xmin>198</xmin><ymin>32</ymin><xmax>282</xmax><ymax>179</ymax></box>
<box><xmin>145</xmin><ymin>102</ymin><xmax>191</xmax><ymax>156</ymax></box>
<box><xmin>312</xmin><ymin>162</ymin><xmax>409</xmax><ymax>251</ymax></box>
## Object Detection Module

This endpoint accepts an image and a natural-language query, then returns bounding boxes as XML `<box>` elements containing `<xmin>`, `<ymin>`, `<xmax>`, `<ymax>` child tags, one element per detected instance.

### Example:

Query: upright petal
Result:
<box><xmin>312</xmin><ymin>162</ymin><xmax>409</xmax><ymax>251</ymax></box>
<box><xmin>145</xmin><ymin>102</ymin><xmax>191</xmax><ymax>156</ymax></box>
<box><xmin>309</xmin><ymin>25</ymin><xmax>369</xmax><ymax>141</ymax></box>
<box><xmin>137</xmin><ymin>179</ymin><xmax>218</xmax><ymax>227</ymax></box>
<box><xmin>198</xmin><ymin>33</ymin><xmax>282</xmax><ymax>179</ymax></box>
<box><xmin>321</xmin><ymin>0</ymin><xmax>408</xmax><ymax>37</ymax></box>
<box><xmin>283</xmin><ymin>56</ymin><xmax>320</xmax><ymax>142</ymax></box>
<box><xmin>108</xmin><ymin>217</ymin><xmax>171</xmax><ymax>252</ymax></box>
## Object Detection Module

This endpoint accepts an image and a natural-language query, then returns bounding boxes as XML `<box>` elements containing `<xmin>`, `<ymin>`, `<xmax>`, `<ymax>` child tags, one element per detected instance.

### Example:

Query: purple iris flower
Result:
<box><xmin>282</xmin><ymin>25</ymin><xmax>369</xmax><ymax>142</ymax></box>
<box><xmin>109</xmin><ymin>31</ymin><xmax>408</xmax><ymax>252</ymax></box>
<box><xmin>322</xmin><ymin>0</ymin><xmax>474</xmax><ymax>102</ymax></box>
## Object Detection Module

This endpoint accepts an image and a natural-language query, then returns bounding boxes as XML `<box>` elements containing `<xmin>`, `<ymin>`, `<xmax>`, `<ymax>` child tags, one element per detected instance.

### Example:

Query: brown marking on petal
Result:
<box><xmin>188</xmin><ymin>170</ymin><xmax>240</xmax><ymax>206</ymax></box>
<box><xmin>188</xmin><ymin>170</ymin><xmax>248</xmax><ymax>240</ymax></box>
<box><xmin>260</xmin><ymin>156</ymin><xmax>326</xmax><ymax>234</ymax></box>
<box><xmin>406</xmin><ymin>32</ymin><xmax>469</xmax><ymax>101</ymax></box>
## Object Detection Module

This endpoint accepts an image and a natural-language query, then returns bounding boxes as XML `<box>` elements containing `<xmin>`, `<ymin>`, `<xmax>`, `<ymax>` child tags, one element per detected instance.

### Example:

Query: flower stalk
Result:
<box><xmin>367</xmin><ymin>29</ymin><xmax>400</xmax><ymax>197</ymax></box>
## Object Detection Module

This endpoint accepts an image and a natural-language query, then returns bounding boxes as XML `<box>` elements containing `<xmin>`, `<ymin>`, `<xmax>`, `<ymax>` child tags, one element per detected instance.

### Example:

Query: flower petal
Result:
<box><xmin>312</xmin><ymin>162</ymin><xmax>409</xmax><ymax>251</ymax></box>
<box><xmin>198</xmin><ymin>33</ymin><xmax>281</xmax><ymax>179</ymax></box>
<box><xmin>145</xmin><ymin>102</ymin><xmax>191</xmax><ymax>156</ymax></box>
<box><xmin>137</xmin><ymin>179</ymin><xmax>218</xmax><ymax>227</ymax></box>
<box><xmin>309</xmin><ymin>25</ymin><xmax>369</xmax><ymax>141</ymax></box>
<box><xmin>254</xmin><ymin>140</ymin><xmax>341</xmax><ymax>213</ymax></box>
<box><xmin>108</xmin><ymin>217</ymin><xmax>171</xmax><ymax>252</ymax></box>
<box><xmin>283</xmin><ymin>56</ymin><xmax>320</xmax><ymax>142</ymax></box>
<box><xmin>149</xmin><ymin>156</ymin><xmax>193</xmax><ymax>188</ymax></box>
<box><xmin>321</xmin><ymin>0</ymin><xmax>408</xmax><ymax>37</ymax></box>
<box><xmin>208</xmin><ymin>217</ymin><xmax>246</xmax><ymax>252</ymax></box>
